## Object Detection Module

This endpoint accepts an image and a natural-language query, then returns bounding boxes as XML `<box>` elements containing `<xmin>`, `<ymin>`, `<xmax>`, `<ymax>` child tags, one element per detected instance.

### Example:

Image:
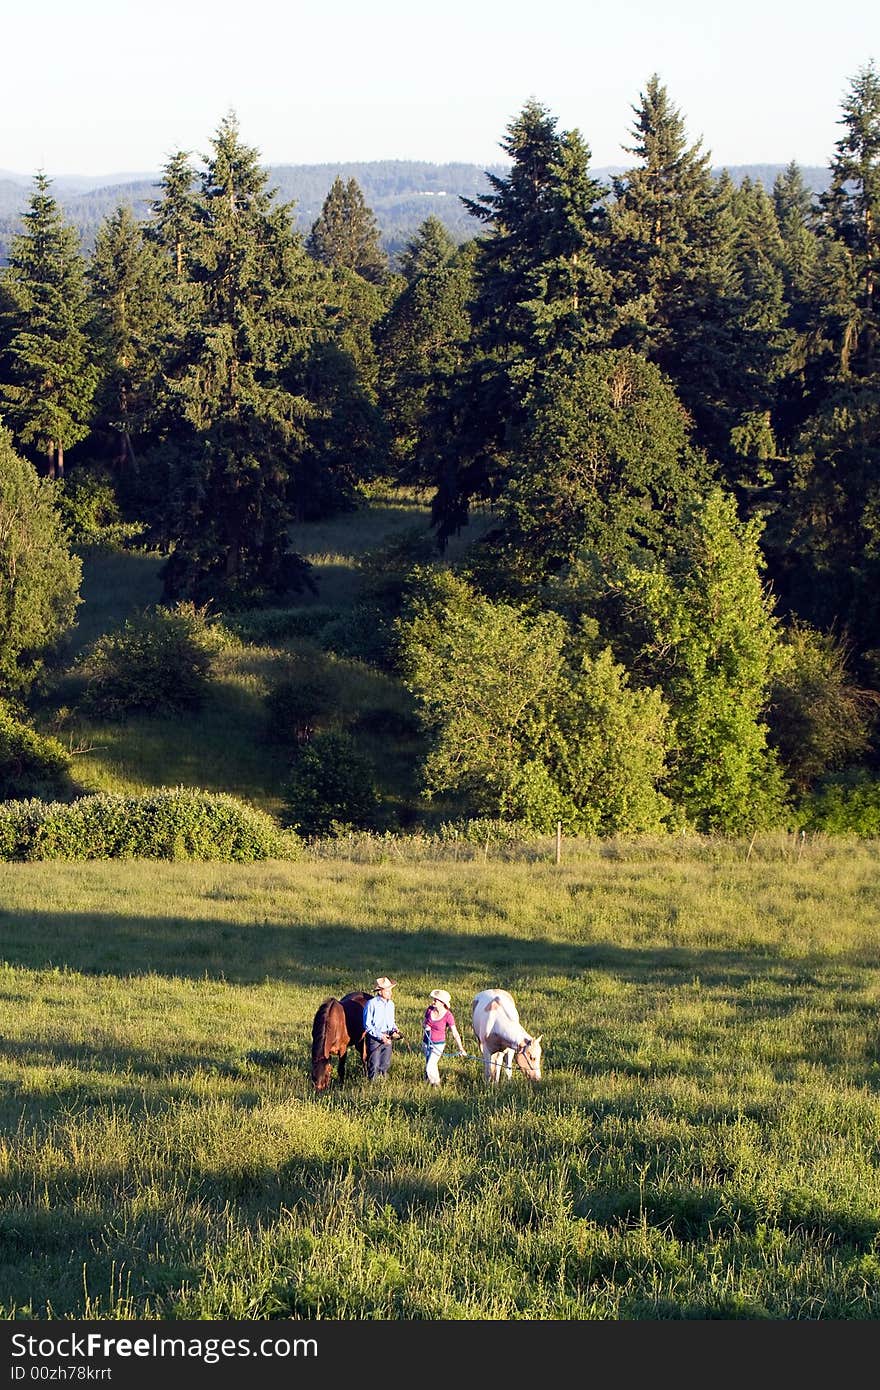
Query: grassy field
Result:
<box><xmin>1</xmin><ymin>835</ymin><xmax>880</xmax><ymax>1319</ymax></box>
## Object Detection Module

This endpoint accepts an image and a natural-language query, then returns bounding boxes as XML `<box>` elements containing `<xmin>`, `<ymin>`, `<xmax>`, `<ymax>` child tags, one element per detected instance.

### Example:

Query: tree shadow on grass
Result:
<box><xmin>0</xmin><ymin>906</ymin><xmax>857</xmax><ymax>992</ymax></box>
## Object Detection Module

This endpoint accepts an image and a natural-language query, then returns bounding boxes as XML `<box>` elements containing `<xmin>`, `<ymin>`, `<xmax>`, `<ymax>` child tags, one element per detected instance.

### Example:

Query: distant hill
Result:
<box><xmin>0</xmin><ymin>160</ymin><xmax>833</xmax><ymax>267</ymax></box>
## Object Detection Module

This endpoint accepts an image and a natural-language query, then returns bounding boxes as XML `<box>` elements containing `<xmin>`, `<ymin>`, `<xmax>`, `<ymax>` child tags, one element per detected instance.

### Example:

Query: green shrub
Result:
<box><xmin>54</xmin><ymin>468</ymin><xmax>144</xmax><ymax>550</ymax></box>
<box><xmin>79</xmin><ymin>603</ymin><xmax>222</xmax><ymax>717</ymax></box>
<box><xmin>281</xmin><ymin>730</ymin><xmax>380</xmax><ymax>835</ymax></box>
<box><xmin>0</xmin><ymin>788</ymin><xmax>294</xmax><ymax>862</ymax></box>
<box><xmin>799</xmin><ymin>771</ymin><xmax>880</xmax><ymax>836</ymax></box>
<box><xmin>0</xmin><ymin>704</ymin><xmax>74</xmax><ymax>800</ymax></box>
<box><xmin>767</xmin><ymin>623</ymin><xmax>878</xmax><ymax>795</ymax></box>
<box><xmin>436</xmin><ymin>817</ymin><xmax>544</xmax><ymax>845</ymax></box>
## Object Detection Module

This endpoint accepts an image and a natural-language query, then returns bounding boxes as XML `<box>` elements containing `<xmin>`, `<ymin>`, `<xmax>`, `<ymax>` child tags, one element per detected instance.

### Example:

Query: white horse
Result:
<box><xmin>471</xmin><ymin>989</ymin><xmax>542</xmax><ymax>1084</ymax></box>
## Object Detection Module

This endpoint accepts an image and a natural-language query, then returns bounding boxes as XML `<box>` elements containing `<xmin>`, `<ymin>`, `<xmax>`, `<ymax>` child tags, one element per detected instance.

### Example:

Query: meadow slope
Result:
<box><xmin>1</xmin><ymin>837</ymin><xmax>879</xmax><ymax>1319</ymax></box>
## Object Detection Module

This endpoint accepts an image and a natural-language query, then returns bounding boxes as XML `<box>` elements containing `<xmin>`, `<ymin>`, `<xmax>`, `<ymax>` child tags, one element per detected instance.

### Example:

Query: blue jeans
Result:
<box><xmin>367</xmin><ymin>1036</ymin><xmax>392</xmax><ymax>1079</ymax></box>
<box><xmin>424</xmin><ymin>1038</ymin><xmax>445</xmax><ymax>1084</ymax></box>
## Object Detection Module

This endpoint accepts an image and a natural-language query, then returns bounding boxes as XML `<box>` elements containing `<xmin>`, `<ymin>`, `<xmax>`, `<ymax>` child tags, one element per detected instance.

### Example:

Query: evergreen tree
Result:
<box><xmin>431</xmin><ymin>100</ymin><xmax>614</xmax><ymax>541</ymax></box>
<box><xmin>463</xmin><ymin>103</ymin><xmax>613</xmax><ymax>370</ymax></box>
<box><xmin>397</xmin><ymin>214</ymin><xmax>457</xmax><ymax>285</ymax></box>
<box><xmin>300</xmin><ymin>183</ymin><xmax>396</xmax><ymax>500</ymax></box>
<box><xmin>775</xmin><ymin>66</ymin><xmax>880</xmax><ymax>653</ymax></box>
<box><xmin>148</xmin><ymin>151</ymin><xmax>200</xmax><ymax>287</ymax></box>
<box><xmin>377</xmin><ymin>217</ymin><xmax>474</xmax><ymax>474</ymax></box>
<box><xmin>89</xmin><ymin>203</ymin><xmax>169</xmax><ymax>469</ymax></box>
<box><xmin>725</xmin><ymin>177</ymin><xmax>789</xmax><ymax>493</ymax></box>
<box><xmin>769</xmin><ymin>162</ymin><xmax>824</xmax><ymax>446</ymax></box>
<box><xmin>158</xmin><ymin>113</ymin><xmax>319</xmax><ymax>602</ymax></box>
<box><xmin>608</xmin><ymin>78</ymin><xmax>763</xmax><ymax>468</ymax></box>
<box><xmin>490</xmin><ymin>348</ymin><xmax>707</xmax><ymax>584</ymax></box>
<box><xmin>609</xmin><ymin>74</ymin><xmax>716</xmax><ymax>362</ymax></box>
<box><xmin>0</xmin><ymin>174</ymin><xmax>97</xmax><ymax>479</ymax></box>
<box><xmin>307</xmin><ymin>177</ymin><xmax>388</xmax><ymax>283</ymax></box>
<box><xmin>820</xmin><ymin>59</ymin><xmax>880</xmax><ymax>367</ymax></box>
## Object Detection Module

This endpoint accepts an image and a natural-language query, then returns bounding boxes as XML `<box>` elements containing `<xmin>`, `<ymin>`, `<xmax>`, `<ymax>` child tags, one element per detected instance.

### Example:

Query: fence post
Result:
<box><xmin>555</xmin><ymin>821</ymin><xmax>562</xmax><ymax>865</ymax></box>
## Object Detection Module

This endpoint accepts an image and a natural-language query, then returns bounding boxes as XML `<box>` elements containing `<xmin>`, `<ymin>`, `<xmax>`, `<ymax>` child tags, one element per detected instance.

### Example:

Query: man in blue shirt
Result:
<box><xmin>363</xmin><ymin>976</ymin><xmax>401</xmax><ymax>1081</ymax></box>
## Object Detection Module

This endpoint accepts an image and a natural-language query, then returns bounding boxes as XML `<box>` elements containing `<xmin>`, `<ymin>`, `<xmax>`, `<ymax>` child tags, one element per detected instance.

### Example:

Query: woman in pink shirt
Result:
<box><xmin>423</xmin><ymin>988</ymin><xmax>466</xmax><ymax>1086</ymax></box>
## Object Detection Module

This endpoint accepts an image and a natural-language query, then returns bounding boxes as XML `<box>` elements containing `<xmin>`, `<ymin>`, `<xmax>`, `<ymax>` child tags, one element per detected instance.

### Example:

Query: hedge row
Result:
<box><xmin>0</xmin><ymin>789</ymin><xmax>295</xmax><ymax>862</ymax></box>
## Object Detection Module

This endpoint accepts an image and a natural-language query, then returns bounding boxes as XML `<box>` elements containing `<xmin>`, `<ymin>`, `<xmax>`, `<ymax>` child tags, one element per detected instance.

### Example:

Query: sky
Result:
<box><xmin>0</xmin><ymin>0</ymin><xmax>877</xmax><ymax>177</ymax></box>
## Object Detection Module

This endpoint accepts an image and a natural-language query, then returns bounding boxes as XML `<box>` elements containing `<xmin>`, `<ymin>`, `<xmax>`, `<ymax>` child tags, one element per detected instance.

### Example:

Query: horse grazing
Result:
<box><xmin>471</xmin><ymin>988</ymin><xmax>543</xmax><ymax>1084</ymax></box>
<box><xmin>339</xmin><ymin>990</ymin><xmax>370</xmax><ymax>1077</ymax></box>
<box><xmin>310</xmin><ymin>990</ymin><xmax>370</xmax><ymax>1092</ymax></box>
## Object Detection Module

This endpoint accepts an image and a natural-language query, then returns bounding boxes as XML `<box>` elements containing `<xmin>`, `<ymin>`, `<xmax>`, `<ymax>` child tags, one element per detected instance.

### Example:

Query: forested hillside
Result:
<box><xmin>1</xmin><ymin>67</ymin><xmax>878</xmax><ymax>856</ymax></box>
<box><xmin>0</xmin><ymin>161</ymin><xmax>511</xmax><ymax>265</ymax></box>
<box><xmin>0</xmin><ymin>159</ymin><xmax>831</xmax><ymax>267</ymax></box>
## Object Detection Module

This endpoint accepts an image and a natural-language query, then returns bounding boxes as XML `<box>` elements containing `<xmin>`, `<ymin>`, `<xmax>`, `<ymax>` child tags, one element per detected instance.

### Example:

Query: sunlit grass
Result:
<box><xmin>0</xmin><ymin>840</ymin><xmax>879</xmax><ymax>1318</ymax></box>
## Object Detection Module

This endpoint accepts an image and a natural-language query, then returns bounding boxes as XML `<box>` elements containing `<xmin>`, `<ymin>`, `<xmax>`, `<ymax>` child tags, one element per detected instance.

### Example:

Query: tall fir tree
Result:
<box><xmin>725</xmin><ymin>176</ymin><xmax>789</xmax><ymax>492</ymax></box>
<box><xmin>0</xmin><ymin>173</ymin><xmax>97</xmax><ymax>479</ymax></box>
<box><xmin>376</xmin><ymin>217</ymin><xmax>474</xmax><ymax>476</ymax></box>
<box><xmin>430</xmin><ymin>100</ymin><xmax>614</xmax><ymax>541</ymax></box>
<box><xmin>148</xmin><ymin>151</ymin><xmax>200</xmax><ymax>287</ymax></box>
<box><xmin>608</xmin><ymin>77</ymin><xmax>765</xmax><ymax>468</ymax></box>
<box><xmin>307</xmin><ymin>177</ymin><xmax>388</xmax><ymax>283</ymax></box>
<box><xmin>770</xmin><ymin>161</ymin><xmax>824</xmax><ymax>445</ymax></box>
<box><xmin>820</xmin><ymin>59</ymin><xmax>880</xmax><ymax>368</ymax></box>
<box><xmin>776</xmin><ymin>65</ymin><xmax>880</xmax><ymax>655</ymax></box>
<box><xmin>158</xmin><ymin>113</ymin><xmax>320</xmax><ymax>602</ymax></box>
<box><xmin>89</xmin><ymin>203</ymin><xmax>170</xmax><ymax>469</ymax></box>
<box><xmin>608</xmin><ymin>75</ymin><xmax>716</xmax><ymax>359</ymax></box>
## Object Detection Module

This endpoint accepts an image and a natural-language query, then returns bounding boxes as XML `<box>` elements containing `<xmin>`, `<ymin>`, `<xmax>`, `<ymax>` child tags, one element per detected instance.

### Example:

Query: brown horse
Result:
<box><xmin>310</xmin><ymin>990</ymin><xmax>370</xmax><ymax>1091</ymax></box>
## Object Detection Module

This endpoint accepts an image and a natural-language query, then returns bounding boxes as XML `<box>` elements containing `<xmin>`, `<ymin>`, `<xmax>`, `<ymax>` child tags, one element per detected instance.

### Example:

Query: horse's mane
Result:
<box><xmin>311</xmin><ymin>996</ymin><xmax>339</xmax><ymax>1063</ymax></box>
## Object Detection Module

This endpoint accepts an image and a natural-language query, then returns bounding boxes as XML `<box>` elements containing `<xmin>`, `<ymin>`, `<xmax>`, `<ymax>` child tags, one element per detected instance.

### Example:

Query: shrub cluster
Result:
<box><xmin>281</xmin><ymin>729</ymin><xmax>380</xmax><ymax>835</ymax></box>
<box><xmin>799</xmin><ymin>772</ymin><xmax>880</xmax><ymax>836</ymax></box>
<box><xmin>79</xmin><ymin>603</ymin><xmax>227</xmax><ymax>718</ymax></box>
<box><xmin>318</xmin><ymin>604</ymin><xmax>396</xmax><ymax>665</ymax></box>
<box><xmin>54</xmin><ymin>469</ymin><xmax>144</xmax><ymax>550</ymax></box>
<box><xmin>0</xmin><ymin>788</ymin><xmax>293</xmax><ymax>862</ymax></box>
<box><xmin>0</xmin><ymin>703</ymin><xmax>74</xmax><ymax>800</ymax></box>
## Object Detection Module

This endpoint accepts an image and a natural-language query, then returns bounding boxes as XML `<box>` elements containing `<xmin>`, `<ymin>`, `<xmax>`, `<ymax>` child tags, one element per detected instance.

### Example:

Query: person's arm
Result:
<box><xmin>449</xmin><ymin>1015</ymin><xmax>466</xmax><ymax>1055</ymax></box>
<box><xmin>364</xmin><ymin>998</ymin><xmax>386</xmax><ymax>1041</ymax></box>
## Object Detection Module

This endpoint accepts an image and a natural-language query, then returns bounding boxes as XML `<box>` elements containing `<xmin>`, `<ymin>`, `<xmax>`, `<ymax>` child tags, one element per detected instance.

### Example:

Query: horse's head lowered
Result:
<box><xmin>515</xmin><ymin>1035</ymin><xmax>542</xmax><ymax>1081</ymax></box>
<box><xmin>311</xmin><ymin>1054</ymin><xmax>333</xmax><ymax>1091</ymax></box>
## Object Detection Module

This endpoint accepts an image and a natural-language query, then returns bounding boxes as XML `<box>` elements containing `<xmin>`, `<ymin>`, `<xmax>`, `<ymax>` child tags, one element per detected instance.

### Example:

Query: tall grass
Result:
<box><xmin>0</xmin><ymin>838</ymin><xmax>879</xmax><ymax>1319</ymax></box>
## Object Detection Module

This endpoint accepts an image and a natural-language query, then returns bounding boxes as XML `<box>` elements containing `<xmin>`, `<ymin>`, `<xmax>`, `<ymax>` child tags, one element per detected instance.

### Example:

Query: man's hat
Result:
<box><xmin>374</xmin><ymin>977</ymin><xmax>396</xmax><ymax>990</ymax></box>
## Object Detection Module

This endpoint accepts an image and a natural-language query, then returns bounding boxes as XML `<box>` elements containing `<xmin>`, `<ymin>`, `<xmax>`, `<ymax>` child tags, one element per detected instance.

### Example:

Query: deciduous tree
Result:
<box><xmin>0</xmin><ymin>427</ymin><xmax>81</xmax><ymax>694</ymax></box>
